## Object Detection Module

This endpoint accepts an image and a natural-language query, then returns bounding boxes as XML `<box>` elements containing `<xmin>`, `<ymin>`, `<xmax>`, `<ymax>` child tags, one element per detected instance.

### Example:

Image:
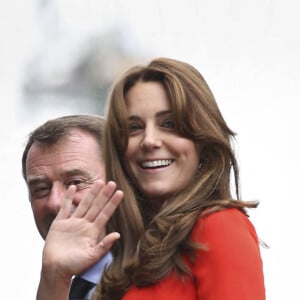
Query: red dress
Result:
<box><xmin>122</xmin><ymin>208</ymin><xmax>265</xmax><ymax>300</ymax></box>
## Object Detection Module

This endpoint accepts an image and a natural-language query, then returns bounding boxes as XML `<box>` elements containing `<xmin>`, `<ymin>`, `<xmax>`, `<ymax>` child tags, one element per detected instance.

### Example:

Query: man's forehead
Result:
<box><xmin>26</xmin><ymin>133</ymin><xmax>103</xmax><ymax>178</ymax></box>
<box><xmin>29</xmin><ymin>129</ymin><xmax>100</xmax><ymax>155</ymax></box>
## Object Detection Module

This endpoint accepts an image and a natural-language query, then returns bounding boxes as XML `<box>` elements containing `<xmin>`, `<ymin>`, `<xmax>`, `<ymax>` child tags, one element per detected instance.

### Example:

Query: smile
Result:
<box><xmin>141</xmin><ymin>159</ymin><xmax>173</xmax><ymax>169</ymax></box>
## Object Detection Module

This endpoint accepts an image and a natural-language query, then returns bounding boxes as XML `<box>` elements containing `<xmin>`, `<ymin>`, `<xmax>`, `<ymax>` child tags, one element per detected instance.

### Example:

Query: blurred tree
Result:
<box><xmin>22</xmin><ymin>30</ymin><xmax>141</xmax><ymax>116</ymax></box>
<box><xmin>21</xmin><ymin>0</ymin><xmax>145</xmax><ymax>117</ymax></box>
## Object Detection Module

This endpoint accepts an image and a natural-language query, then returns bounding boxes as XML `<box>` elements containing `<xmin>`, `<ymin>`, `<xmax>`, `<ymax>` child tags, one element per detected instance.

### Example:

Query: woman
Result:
<box><xmin>94</xmin><ymin>57</ymin><xmax>265</xmax><ymax>299</ymax></box>
<box><xmin>38</xmin><ymin>57</ymin><xmax>265</xmax><ymax>300</ymax></box>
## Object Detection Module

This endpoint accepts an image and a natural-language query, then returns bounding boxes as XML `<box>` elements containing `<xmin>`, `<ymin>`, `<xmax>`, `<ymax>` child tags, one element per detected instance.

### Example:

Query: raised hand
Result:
<box><xmin>37</xmin><ymin>179</ymin><xmax>123</xmax><ymax>300</ymax></box>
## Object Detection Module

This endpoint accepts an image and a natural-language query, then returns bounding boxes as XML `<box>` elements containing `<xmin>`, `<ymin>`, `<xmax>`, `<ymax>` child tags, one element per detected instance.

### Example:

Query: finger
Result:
<box><xmin>94</xmin><ymin>190</ymin><xmax>123</xmax><ymax>229</ymax></box>
<box><xmin>56</xmin><ymin>185</ymin><xmax>76</xmax><ymax>219</ymax></box>
<box><xmin>95</xmin><ymin>232</ymin><xmax>120</xmax><ymax>254</ymax></box>
<box><xmin>85</xmin><ymin>181</ymin><xmax>118</xmax><ymax>221</ymax></box>
<box><xmin>72</xmin><ymin>180</ymin><xmax>104</xmax><ymax>218</ymax></box>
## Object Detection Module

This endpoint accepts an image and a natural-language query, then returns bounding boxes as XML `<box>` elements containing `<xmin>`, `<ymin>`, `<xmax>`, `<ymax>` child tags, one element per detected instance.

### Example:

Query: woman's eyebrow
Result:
<box><xmin>128</xmin><ymin>115</ymin><xmax>140</xmax><ymax>121</ymax></box>
<box><xmin>155</xmin><ymin>110</ymin><xmax>172</xmax><ymax>118</ymax></box>
<box><xmin>128</xmin><ymin>110</ymin><xmax>172</xmax><ymax>120</ymax></box>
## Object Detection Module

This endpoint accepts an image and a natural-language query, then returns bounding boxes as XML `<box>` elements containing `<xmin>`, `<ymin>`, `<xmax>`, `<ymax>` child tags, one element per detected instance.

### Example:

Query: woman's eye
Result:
<box><xmin>162</xmin><ymin>118</ymin><xmax>175</xmax><ymax>129</ymax></box>
<box><xmin>128</xmin><ymin>122</ymin><xmax>143</xmax><ymax>132</ymax></box>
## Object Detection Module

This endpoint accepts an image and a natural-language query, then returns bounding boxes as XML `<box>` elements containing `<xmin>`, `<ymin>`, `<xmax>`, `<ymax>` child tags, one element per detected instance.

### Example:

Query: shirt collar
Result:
<box><xmin>80</xmin><ymin>251</ymin><xmax>112</xmax><ymax>284</ymax></box>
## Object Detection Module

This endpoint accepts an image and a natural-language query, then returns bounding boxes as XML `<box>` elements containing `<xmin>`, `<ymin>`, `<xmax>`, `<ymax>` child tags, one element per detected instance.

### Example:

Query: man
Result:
<box><xmin>22</xmin><ymin>114</ymin><xmax>116</xmax><ymax>300</ymax></box>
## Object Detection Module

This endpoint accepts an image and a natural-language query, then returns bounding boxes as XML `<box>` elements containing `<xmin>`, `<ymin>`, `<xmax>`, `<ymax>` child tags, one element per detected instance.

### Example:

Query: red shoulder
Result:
<box><xmin>192</xmin><ymin>208</ymin><xmax>259</xmax><ymax>245</ymax></box>
<box><xmin>190</xmin><ymin>208</ymin><xmax>265</xmax><ymax>300</ymax></box>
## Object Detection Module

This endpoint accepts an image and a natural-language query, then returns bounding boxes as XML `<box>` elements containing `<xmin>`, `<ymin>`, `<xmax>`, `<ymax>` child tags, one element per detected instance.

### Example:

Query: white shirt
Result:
<box><xmin>79</xmin><ymin>251</ymin><xmax>112</xmax><ymax>299</ymax></box>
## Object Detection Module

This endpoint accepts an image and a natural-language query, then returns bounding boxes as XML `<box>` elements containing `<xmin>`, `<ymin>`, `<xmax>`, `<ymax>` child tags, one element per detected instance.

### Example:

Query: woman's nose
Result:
<box><xmin>140</xmin><ymin>127</ymin><xmax>162</xmax><ymax>149</ymax></box>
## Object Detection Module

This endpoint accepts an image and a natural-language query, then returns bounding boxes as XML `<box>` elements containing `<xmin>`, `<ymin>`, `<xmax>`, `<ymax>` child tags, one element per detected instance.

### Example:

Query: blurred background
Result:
<box><xmin>1</xmin><ymin>0</ymin><xmax>299</xmax><ymax>299</ymax></box>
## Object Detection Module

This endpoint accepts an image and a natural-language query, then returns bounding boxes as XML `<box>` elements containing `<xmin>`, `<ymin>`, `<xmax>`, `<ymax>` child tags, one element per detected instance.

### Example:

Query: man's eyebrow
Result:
<box><xmin>63</xmin><ymin>168</ymin><xmax>92</xmax><ymax>178</ymax></box>
<box><xmin>27</xmin><ymin>169</ymin><xmax>92</xmax><ymax>185</ymax></box>
<box><xmin>27</xmin><ymin>176</ymin><xmax>48</xmax><ymax>186</ymax></box>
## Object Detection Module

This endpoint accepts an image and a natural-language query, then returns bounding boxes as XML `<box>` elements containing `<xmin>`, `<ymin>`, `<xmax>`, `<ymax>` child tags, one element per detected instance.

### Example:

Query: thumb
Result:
<box><xmin>96</xmin><ymin>232</ymin><xmax>120</xmax><ymax>254</ymax></box>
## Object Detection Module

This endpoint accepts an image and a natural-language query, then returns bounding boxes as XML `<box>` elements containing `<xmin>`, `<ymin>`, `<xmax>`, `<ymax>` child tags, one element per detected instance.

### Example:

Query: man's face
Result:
<box><xmin>26</xmin><ymin>128</ymin><xmax>105</xmax><ymax>239</ymax></box>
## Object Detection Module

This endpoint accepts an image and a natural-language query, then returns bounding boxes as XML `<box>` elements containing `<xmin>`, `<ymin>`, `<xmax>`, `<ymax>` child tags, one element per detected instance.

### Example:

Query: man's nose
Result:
<box><xmin>47</xmin><ymin>182</ymin><xmax>65</xmax><ymax>213</ymax></box>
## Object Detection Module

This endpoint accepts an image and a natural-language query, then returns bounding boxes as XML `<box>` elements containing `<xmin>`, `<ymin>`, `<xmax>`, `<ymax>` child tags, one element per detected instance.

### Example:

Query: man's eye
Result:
<box><xmin>31</xmin><ymin>186</ymin><xmax>50</xmax><ymax>199</ymax></box>
<box><xmin>67</xmin><ymin>179</ymin><xmax>88</xmax><ymax>190</ymax></box>
<box><xmin>162</xmin><ymin>118</ymin><xmax>175</xmax><ymax>129</ymax></box>
<box><xmin>69</xmin><ymin>179</ymin><xmax>83</xmax><ymax>185</ymax></box>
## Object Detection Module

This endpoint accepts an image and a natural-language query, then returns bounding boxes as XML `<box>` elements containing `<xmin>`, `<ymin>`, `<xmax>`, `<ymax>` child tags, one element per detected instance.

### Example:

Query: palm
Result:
<box><xmin>44</xmin><ymin>218</ymin><xmax>101</xmax><ymax>274</ymax></box>
<box><xmin>42</xmin><ymin>180</ymin><xmax>123</xmax><ymax>277</ymax></box>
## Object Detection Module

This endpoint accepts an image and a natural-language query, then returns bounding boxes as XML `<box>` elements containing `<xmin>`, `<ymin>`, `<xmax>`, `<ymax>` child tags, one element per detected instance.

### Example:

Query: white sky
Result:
<box><xmin>0</xmin><ymin>0</ymin><xmax>299</xmax><ymax>299</ymax></box>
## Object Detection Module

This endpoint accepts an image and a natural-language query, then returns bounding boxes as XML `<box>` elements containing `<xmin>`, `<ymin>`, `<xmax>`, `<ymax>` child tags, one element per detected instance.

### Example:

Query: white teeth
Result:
<box><xmin>141</xmin><ymin>160</ymin><xmax>172</xmax><ymax>168</ymax></box>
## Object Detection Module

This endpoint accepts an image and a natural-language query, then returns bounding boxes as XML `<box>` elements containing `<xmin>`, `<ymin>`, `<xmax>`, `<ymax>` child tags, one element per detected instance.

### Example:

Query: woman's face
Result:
<box><xmin>124</xmin><ymin>81</ymin><xmax>199</xmax><ymax>203</ymax></box>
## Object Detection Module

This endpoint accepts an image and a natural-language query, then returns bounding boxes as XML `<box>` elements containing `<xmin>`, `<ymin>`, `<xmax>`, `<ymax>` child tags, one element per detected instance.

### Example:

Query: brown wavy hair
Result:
<box><xmin>93</xmin><ymin>57</ymin><xmax>257</xmax><ymax>299</ymax></box>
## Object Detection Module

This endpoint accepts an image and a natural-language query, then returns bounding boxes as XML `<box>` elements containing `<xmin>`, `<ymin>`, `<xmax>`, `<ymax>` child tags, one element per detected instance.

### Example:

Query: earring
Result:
<box><xmin>196</xmin><ymin>162</ymin><xmax>203</xmax><ymax>176</ymax></box>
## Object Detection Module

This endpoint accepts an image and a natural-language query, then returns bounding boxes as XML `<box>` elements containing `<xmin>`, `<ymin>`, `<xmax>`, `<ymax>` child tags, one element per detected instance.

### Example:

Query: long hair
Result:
<box><xmin>94</xmin><ymin>57</ymin><xmax>257</xmax><ymax>299</ymax></box>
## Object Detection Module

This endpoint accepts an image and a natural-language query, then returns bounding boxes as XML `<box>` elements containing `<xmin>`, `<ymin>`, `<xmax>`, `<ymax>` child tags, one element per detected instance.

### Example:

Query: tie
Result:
<box><xmin>69</xmin><ymin>276</ymin><xmax>95</xmax><ymax>299</ymax></box>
